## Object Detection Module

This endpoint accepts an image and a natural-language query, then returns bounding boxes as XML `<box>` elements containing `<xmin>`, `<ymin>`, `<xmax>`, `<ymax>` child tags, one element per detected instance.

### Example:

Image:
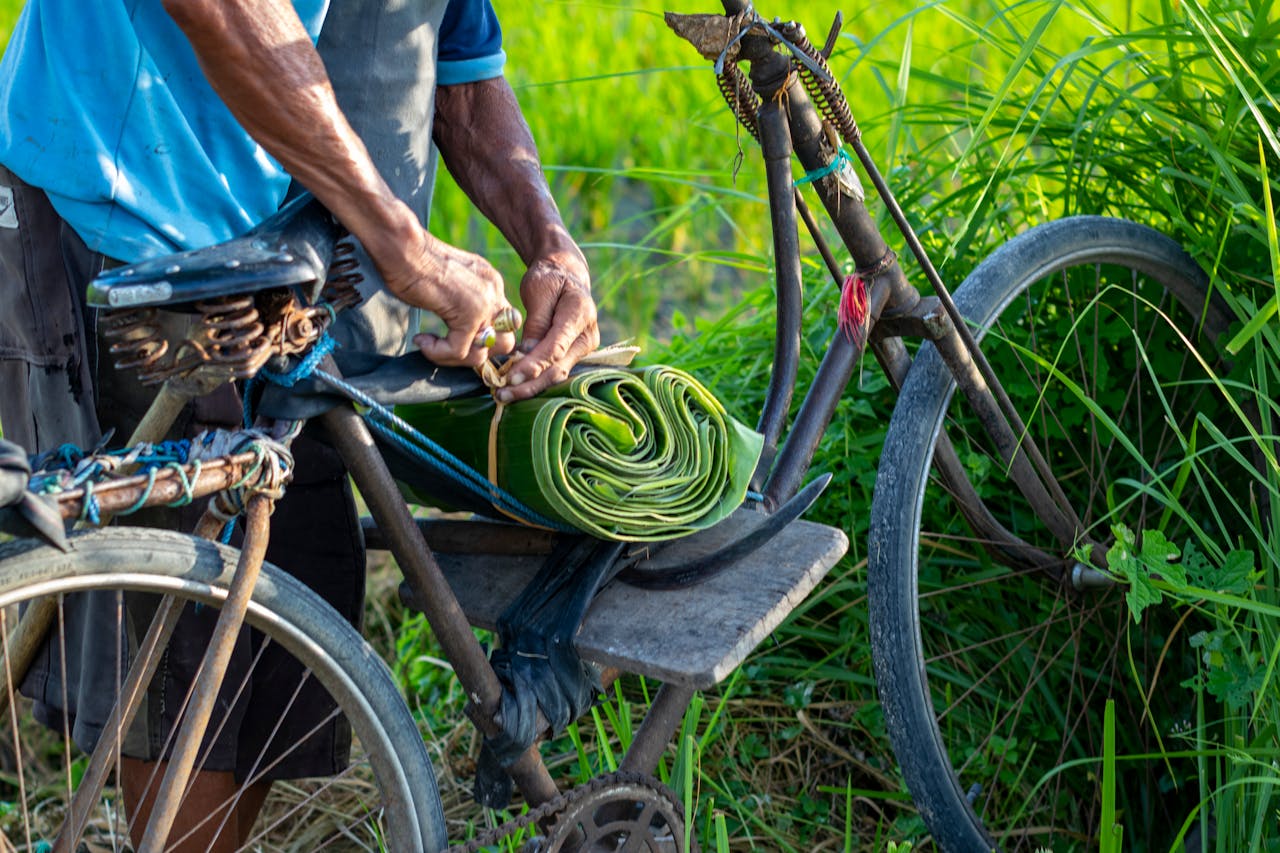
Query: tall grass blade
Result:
<box><xmin>1100</xmin><ymin>699</ymin><xmax>1120</xmax><ymax>853</ymax></box>
<box><xmin>1225</xmin><ymin>136</ymin><xmax>1280</xmax><ymax>355</ymax></box>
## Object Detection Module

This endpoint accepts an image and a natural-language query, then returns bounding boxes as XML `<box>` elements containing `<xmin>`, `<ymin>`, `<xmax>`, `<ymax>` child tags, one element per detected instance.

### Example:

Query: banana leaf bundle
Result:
<box><xmin>391</xmin><ymin>365</ymin><xmax>763</xmax><ymax>542</ymax></box>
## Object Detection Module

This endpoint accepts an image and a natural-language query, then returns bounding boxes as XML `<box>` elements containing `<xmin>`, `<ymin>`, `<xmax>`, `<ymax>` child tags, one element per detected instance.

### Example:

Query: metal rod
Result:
<box><xmin>794</xmin><ymin>189</ymin><xmax>844</xmax><ymax>285</ymax></box>
<box><xmin>753</xmin><ymin>96</ymin><xmax>804</xmax><ymax>461</ymax></box>
<box><xmin>844</xmin><ymin>133</ymin><xmax>1085</xmax><ymax>539</ymax></box>
<box><xmin>873</xmin><ymin>328</ymin><xmax>1060</xmax><ymax>574</ymax></box>
<box><xmin>55</xmin><ymin>451</ymin><xmax>262</xmax><ymax>522</ymax></box>
<box><xmin>320</xmin><ymin>403</ymin><xmax>559</xmax><ymax>805</ymax></box>
<box><xmin>54</xmin><ymin>595</ymin><xmax>184</xmax><ymax>853</ymax></box>
<box><xmin>620</xmin><ymin>683</ymin><xmax>696</xmax><ymax>776</ymax></box>
<box><xmin>784</xmin><ymin>77</ymin><xmax>918</xmax><ymax>314</ymax></box>
<box><xmin>138</xmin><ymin>493</ymin><xmax>273</xmax><ymax>853</ymax></box>
<box><xmin>930</xmin><ymin>319</ymin><xmax>1081</xmax><ymax>547</ymax></box>
<box><xmin>763</xmin><ymin>283</ymin><xmax>891</xmax><ymax>507</ymax></box>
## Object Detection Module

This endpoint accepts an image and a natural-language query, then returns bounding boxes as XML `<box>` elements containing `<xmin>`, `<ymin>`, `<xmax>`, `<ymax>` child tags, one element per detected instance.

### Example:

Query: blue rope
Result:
<box><xmin>244</xmin><ymin>331</ymin><xmax>339</xmax><ymax>426</ymax></box>
<box><xmin>311</xmin><ymin>369</ymin><xmax>575</xmax><ymax>532</ymax></box>
<box><xmin>219</xmin><ymin>518</ymin><xmax>236</xmax><ymax>544</ymax></box>
<box><xmin>241</xmin><ymin>331</ymin><xmax>571</xmax><ymax>531</ymax></box>
<box><xmin>794</xmin><ymin>147</ymin><xmax>853</xmax><ymax>186</ymax></box>
<box><xmin>260</xmin><ymin>333</ymin><xmax>338</xmax><ymax>387</ymax></box>
<box><xmin>79</xmin><ymin>481</ymin><xmax>100</xmax><ymax>525</ymax></box>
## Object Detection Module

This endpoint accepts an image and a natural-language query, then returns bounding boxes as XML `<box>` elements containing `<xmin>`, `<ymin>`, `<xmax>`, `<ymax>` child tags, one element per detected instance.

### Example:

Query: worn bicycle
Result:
<box><xmin>0</xmin><ymin>2</ymin><xmax>1252</xmax><ymax>851</ymax></box>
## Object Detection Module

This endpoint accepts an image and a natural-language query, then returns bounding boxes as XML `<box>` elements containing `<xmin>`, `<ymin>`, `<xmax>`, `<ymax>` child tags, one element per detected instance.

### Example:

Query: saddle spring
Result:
<box><xmin>101</xmin><ymin>307</ymin><xmax>169</xmax><ymax>382</ymax></box>
<box><xmin>197</xmin><ymin>295</ymin><xmax>272</xmax><ymax>379</ymax></box>
<box><xmin>321</xmin><ymin>238</ymin><xmax>364</xmax><ymax>312</ymax></box>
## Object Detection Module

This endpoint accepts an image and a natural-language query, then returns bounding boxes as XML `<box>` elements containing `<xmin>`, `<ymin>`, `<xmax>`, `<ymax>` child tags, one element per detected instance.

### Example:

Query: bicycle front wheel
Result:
<box><xmin>0</xmin><ymin>527</ymin><xmax>445</xmax><ymax>852</ymax></box>
<box><xmin>869</xmin><ymin>217</ymin><xmax>1251</xmax><ymax>851</ymax></box>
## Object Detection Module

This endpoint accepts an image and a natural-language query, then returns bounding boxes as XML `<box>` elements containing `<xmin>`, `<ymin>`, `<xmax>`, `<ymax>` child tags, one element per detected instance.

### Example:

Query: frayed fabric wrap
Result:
<box><xmin>393</xmin><ymin>365</ymin><xmax>763</xmax><ymax>541</ymax></box>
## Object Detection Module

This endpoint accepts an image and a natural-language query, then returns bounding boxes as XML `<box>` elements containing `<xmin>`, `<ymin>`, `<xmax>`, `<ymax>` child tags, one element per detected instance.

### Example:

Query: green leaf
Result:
<box><xmin>1106</xmin><ymin>524</ymin><xmax>1170</xmax><ymax>622</ymax></box>
<box><xmin>392</xmin><ymin>366</ymin><xmax>763</xmax><ymax>541</ymax></box>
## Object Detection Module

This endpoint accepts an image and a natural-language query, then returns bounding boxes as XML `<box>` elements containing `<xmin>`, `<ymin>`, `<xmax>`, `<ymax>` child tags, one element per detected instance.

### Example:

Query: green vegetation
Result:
<box><xmin>1</xmin><ymin>0</ymin><xmax>1277</xmax><ymax>849</ymax></box>
<box><xmin>444</xmin><ymin>0</ymin><xmax>1280</xmax><ymax>850</ymax></box>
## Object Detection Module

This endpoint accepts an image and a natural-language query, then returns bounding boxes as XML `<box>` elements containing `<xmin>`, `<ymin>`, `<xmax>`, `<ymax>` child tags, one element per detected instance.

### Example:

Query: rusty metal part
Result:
<box><xmin>456</xmin><ymin>771</ymin><xmax>695</xmax><ymax>853</ymax></box>
<box><xmin>51</xmin><ymin>450</ymin><xmax>267</xmax><ymax>522</ymax></box>
<box><xmin>619</xmin><ymin>684</ymin><xmax>695</xmax><ymax>775</ymax></box>
<box><xmin>102</xmin><ymin>290</ymin><xmax>338</xmax><ymax>386</ymax></box>
<box><xmin>321</xmin><ymin>237</ymin><xmax>365</xmax><ymax>311</ymax></box>
<box><xmin>101</xmin><ymin>307</ymin><xmax>169</xmax><ymax>375</ymax></box>
<box><xmin>321</xmin><ymin>401</ymin><xmax>560</xmax><ymax>806</ymax></box>
<box><xmin>195</xmin><ymin>294</ymin><xmax>272</xmax><ymax>376</ymax></box>
<box><xmin>137</xmin><ymin>494</ymin><xmax>273</xmax><ymax>853</ymax></box>
<box><xmin>778</xmin><ymin>20</ymin><xmax>860</xmax><ymax>145</ymax></box>
<box><xmin>717</xmin><ymin>62</ymin><xmax>762</xmax><ymax>140</ymax></box>
<box><xmin>541</xmin><ymin>776</ymin><xmax>691</xmax><ymax>852</ymax></box>
<box><xmin>663</xmin><ymin>11</ymin><xmax>743</xmax><ymax>62</ymax></box>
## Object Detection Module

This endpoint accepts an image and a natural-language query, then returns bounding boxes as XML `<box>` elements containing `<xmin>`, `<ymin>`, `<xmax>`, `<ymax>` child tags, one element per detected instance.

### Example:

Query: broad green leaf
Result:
<box><xmin>391</xmin><ymin>366</ymin><xmax>763</xmax><ymax>541</ymax></box>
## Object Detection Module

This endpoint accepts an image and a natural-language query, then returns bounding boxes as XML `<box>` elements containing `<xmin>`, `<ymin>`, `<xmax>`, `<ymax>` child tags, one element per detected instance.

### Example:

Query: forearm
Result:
<box><xmin>162</xmin><ymin>0</ymin><xmax>431</xmax><ymax>292</ymax></box>
<box><xmin>433</xmin><ymin>77</ymin><xmax>581</xmax><ymax>267</ymax></box>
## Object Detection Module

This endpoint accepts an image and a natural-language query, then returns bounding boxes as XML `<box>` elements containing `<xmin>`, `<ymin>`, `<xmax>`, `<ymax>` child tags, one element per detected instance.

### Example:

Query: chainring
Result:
<box><xmin>458</xmin><ymin>771</ymin><xmax>697</xmax><ymax>853</ymax></box>
<box><xmin>540</xmin><ymin>773</ymin><xmax>695</xmax><ymax>853</ymax></box>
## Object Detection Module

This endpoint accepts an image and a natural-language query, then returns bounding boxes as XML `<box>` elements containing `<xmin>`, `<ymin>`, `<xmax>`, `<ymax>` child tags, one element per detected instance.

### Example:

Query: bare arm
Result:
<box><xmin>162</xmin><ymin>0</ymin><xmax>512</xmax><ymax>367</ymax></box>
<box><xmin>432</xmin><ymin>78</ymin><xmax>600</xmax><ymax>401</ymax></box>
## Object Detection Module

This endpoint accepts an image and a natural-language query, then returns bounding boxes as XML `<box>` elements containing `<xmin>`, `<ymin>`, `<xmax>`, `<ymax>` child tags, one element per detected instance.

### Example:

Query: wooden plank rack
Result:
<box><xmin>365</xmin><ymin>512</ymin><xmax>848</xmax><ymax>690</ymax></box>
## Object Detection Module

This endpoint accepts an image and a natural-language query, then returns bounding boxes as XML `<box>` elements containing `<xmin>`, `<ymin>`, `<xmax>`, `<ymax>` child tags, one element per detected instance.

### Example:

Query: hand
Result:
<box><xmin>498</xmin><ymin>249</ymin><xmax>599</xmax><ymax>402</ymax></box>
<box><xmin>392</xmin><ymin>231</ymin><xmax>518</xmax><ymax>369</ymax></box>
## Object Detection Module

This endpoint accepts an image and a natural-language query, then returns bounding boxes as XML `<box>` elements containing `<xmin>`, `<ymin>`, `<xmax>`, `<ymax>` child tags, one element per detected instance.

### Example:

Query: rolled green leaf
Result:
<box><xmin>393</xmin><ymin>365</ymin><xmax>763</xmax><ymax>541</ymax></box>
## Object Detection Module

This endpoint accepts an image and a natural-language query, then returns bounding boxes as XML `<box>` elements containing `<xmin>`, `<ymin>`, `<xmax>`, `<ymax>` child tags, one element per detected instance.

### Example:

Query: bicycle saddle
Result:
<box><xmin>86</xmin><ymin>192</ymin><xmax>341</xmax><ymax>311</ymax></box>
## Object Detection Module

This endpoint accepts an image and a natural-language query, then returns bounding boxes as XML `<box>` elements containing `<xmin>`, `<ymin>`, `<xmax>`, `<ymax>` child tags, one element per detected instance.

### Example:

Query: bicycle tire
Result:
<box><xmin>0</xmin><ymin>527</ymin><xmax>446</xmax><ymax>852</ymax></box>
<box><xmin>868</xmin><ymin>217</ymin><xmax>1250</xmax><ymax>851</ymax></box>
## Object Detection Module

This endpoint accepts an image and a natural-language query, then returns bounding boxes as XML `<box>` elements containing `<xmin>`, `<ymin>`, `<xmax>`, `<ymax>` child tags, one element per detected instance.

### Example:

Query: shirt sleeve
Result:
<box><xmin>436</xmin><ymin>0</ymin><xmax>506</xmax><ymax>85</ymax></box>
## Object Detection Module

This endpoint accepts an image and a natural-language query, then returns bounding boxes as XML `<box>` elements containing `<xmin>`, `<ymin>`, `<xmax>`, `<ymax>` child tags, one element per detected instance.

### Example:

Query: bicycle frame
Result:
<box><xmin>1</xmin><ymin>3</ymin><xmax>1130</xmax><ymax>843</ymax></box>
<box><xmin>702</xmin><ymin>3</ymin><xmax>1095</xmax><ymax>579</ymax></box>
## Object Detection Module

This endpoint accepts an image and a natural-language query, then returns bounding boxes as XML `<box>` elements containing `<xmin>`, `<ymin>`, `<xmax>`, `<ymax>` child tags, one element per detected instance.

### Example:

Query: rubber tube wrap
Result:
<box><xmin>473</xmin><ymin>538</ymin><xmax>625</xmax><ymax>808</ymax></box>
<box><xmin>393</xmin><ymin>365</ymin><xmax>764</xmax><ymax>540</ymax></box>
<box><xmin>0</xmin><ymin>439</ymin><xmax>67</xmax><ymax>549</ymax></box>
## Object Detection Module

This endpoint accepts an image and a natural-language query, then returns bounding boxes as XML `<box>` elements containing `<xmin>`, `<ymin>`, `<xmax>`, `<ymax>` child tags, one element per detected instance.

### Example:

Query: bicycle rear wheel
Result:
<box><xmin>868</xmin><ymin>217</ymin><xmax>1252</xmax><ymax>850</ymax></box>
<box><xmin>0</xmin><ymin>527</ymin><xmax>445</xmax><ymax>852</ymax></box>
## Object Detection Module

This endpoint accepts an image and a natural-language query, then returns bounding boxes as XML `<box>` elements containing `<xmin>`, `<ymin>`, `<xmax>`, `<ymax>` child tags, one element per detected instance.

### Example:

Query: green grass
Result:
<box><xmin>3</xmin><ymin>0</ymin><xmax>1279</xmax><ymax>850</ymax></box>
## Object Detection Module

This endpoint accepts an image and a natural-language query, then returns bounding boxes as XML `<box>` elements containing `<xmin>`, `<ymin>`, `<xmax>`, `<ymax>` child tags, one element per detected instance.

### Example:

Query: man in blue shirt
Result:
<box><xmin>0</xmin><ymin>1</ymin><xmax>600</xmax><ymax>849</ymax></box>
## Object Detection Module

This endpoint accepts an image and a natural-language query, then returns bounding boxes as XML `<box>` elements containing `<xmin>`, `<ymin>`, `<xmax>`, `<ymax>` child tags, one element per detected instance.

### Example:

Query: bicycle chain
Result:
<box><xmin>451</xmin><ymin>770</ymin><xmax>690</xmax><ymax>853</ymax></box>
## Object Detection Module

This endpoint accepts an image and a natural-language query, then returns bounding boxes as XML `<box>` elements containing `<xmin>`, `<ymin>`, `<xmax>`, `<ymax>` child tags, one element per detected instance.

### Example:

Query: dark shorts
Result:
<box><xmin>0</xmin><ymin>165</ymin><xmax>366</xmax><ymax>781</ymax></box>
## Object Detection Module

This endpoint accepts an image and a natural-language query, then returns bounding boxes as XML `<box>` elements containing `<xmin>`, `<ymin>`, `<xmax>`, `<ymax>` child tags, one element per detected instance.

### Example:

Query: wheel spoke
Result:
<box><xmin>0</xmin><ymin>529</ymin><xmax>441</xmax><ymax>851</ymax></box>
<box><xmin>870</xmin><ymin>218</ymin><xmax>1245</xmax><ymax>850</ymax></box>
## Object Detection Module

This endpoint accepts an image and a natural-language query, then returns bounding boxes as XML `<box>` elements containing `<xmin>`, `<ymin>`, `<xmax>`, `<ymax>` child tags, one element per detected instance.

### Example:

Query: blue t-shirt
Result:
<box><xmin>0</xmin><ymin>0</ymin><xmax>505</xmax><ymax>262</ymax></box>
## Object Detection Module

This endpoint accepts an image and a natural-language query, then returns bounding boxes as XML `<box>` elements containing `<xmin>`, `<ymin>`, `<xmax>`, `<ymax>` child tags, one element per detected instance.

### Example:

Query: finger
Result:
<box><xmin>489</xmin><ymin>330</ymin><xmax>517</xmax><ymax>357</ymax></box>
<box><xmin>497</xmin><ymin>331</ymin><xmax>596</xmax><ymax>402</ymax></box>
<box><xmin>511</xmin><ymin>297</ymin><xmax>596</xmax><ymax>384</ymax></box>
<box><xmin>519</xmin><ymin>299</ymin><xmax>556</xmax><ymax>349</ymax></box>
<box><xmin>473</xmin><ymin>326</ymin><xmax>498</xmax><ymax>350</ymax></box>
<box><xmin>414</xmin><ymin>329</ymin><xmax>488</xmax><ymax>368</ymax></box>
